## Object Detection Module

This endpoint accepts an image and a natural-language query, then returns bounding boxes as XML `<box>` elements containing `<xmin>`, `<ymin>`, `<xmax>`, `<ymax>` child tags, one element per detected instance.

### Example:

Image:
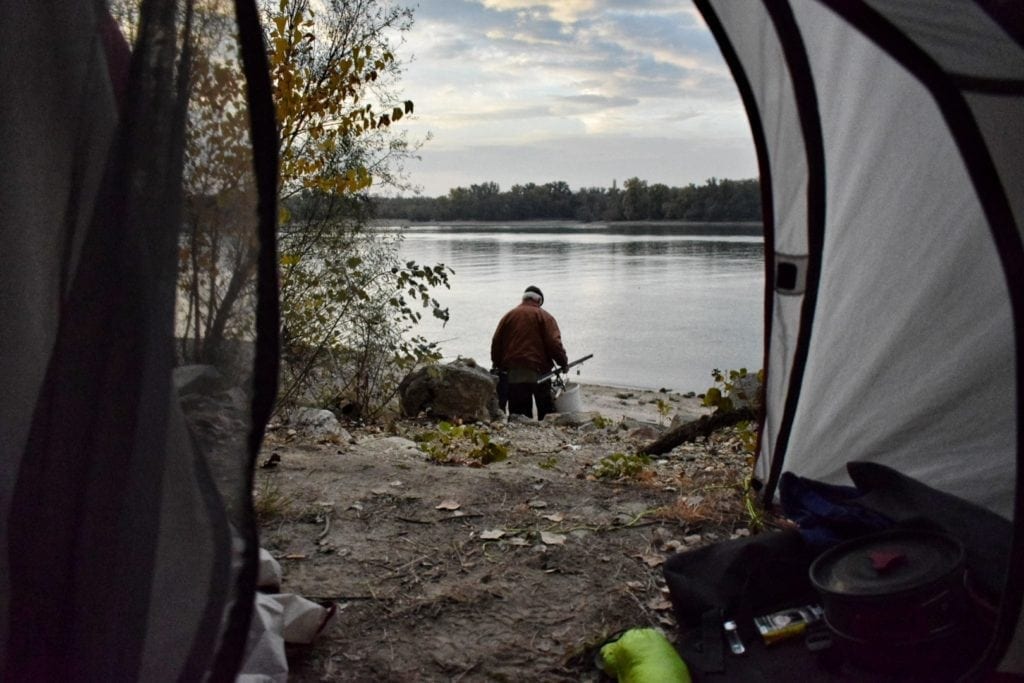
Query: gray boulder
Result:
<box><xmin>290</xmin><ymin>407</ymin><xmax>351</xmax><ymax>442</ymax></box>
<box><xmin>399</xmin><ymin>359</ymin><xmax>503</xmax><ymax>423</ymax></box>
<box><xmin>173</xmin><ymin>364</ymin><xmax>225</xmax><ymax>396</ymax></box>
<box><xmin>729</xmin><ymin>372</ymin><xmax>762</xmax><ymax>411</ymax></box>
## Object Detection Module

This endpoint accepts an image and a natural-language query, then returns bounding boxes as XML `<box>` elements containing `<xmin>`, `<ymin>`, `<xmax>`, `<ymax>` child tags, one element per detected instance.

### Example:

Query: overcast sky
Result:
<box><xmin>386</xmin><ymin>0</ymin><xmax>758</xmax><ymax>198</ymax></box>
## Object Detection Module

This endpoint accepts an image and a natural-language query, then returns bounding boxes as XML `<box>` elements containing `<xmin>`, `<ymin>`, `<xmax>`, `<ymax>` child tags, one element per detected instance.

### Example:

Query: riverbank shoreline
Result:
<box><xmin>573</xmin><ymin>381</ymin><xmax>710</xmax><ymax>424</ymax></box>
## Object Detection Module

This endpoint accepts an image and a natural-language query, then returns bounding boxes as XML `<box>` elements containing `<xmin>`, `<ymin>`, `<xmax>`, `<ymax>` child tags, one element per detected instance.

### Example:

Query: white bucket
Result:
<box><xmin>554</xmin><ymin>382</ymin><xmax>583</xmax><ymax>413</ymax></box>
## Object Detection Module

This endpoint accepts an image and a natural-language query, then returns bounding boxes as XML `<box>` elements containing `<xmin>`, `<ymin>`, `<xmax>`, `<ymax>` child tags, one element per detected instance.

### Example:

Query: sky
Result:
<box><xmin>386</xmin><ymin>0</ymin><xmax>758</xmax><ymax>198</ymax></box>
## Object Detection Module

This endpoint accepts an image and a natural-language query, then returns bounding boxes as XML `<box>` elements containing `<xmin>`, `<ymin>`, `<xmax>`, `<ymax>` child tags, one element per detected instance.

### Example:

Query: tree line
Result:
<box><xmin>371</xmin><ymin>176</ymin><xmax>761</xmax><ymax>223</ymax></box>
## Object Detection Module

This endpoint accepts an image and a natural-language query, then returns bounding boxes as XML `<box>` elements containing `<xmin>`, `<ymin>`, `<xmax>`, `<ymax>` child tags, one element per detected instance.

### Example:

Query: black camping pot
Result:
<box><xmin>809</xmin><ymin>529</ymin><xmax>969</xmax><ymax>668</ymax></box>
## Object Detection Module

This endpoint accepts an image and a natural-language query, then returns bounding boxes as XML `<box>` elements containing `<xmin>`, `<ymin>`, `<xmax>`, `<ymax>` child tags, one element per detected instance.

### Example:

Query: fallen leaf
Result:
<box><xmin>435</xmin><ymin>500</ymin><xmax>461</xmax><ymax>511</ymax></box>
<box><xmin>371</xmin><ymin>488</ymin><xmax>387</xmax><ymax>495</ymax></box>
<box><xmin>637</xmin><ymin>554</ymin><xmax>664</xmax><ymax>568</ymax></box>
<box><xmin>528</xmin><ymin>500</ymin><xmax>548</xmax><ymax>509</ymax></box>
<box><xmin>347</xmin><ymin>502</ymin><xmax>363</xmax><ymax>511</ymax></box>
<box><xmin>647</xmin><ymin>596</ymin><xmax>673</xmax><ymax>611</ymax></box>
<box><xmin>389</xmin><ymin>480</ymin><xmax>403</xmax><ymax>487</ymax></box>
<box><xmin>540</xmin><ymin>531</ymin><xmax>566</xmax><ymax>545</ymax></box>
<box><xmin>542</xmin><ymin>512</ymin><xmax>565</xmax><ymax>522</ymax></box>
<box><xmin>480</xmin><ymin>529</ymin><xmax>505</xmax><ymax>540</ymax></box>
<box><xmin>507</xmin><ymin>537</ymin><xmax>530</xmax><ymax>546</ymax></box>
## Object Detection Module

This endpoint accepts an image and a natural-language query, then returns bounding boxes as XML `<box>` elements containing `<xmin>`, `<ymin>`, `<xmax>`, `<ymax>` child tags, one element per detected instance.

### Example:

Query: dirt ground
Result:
<box><xmin>255</xmin><ymin>384</ymin><xmax>762</xmax><ymax>681</ymax></box>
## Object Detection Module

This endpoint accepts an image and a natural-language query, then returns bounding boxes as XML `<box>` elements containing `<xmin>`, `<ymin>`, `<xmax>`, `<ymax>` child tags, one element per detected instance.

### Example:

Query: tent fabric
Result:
<box><xmin>0</xmin><ymin>0</ymin><xmax>278</xmax><ymax>679</ymax></box>
<box><xmin>695</xmin><ymin>0</ymin><xmax>1023</xmax><ymax>676</ymax></box>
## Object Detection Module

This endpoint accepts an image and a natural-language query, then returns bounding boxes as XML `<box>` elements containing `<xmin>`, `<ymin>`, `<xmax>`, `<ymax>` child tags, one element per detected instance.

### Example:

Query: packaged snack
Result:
<box><xmin>754</xmin><ymin>604</ymin><xmax>825</xmax><ymax>645</ymax></box>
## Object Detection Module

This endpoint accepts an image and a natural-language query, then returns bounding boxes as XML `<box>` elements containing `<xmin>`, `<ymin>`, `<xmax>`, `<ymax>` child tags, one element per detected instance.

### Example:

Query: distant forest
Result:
<box><xmin>371</xmin><ymin>177</ymin><xmax>761</xmax><ymax>223</ymax></box>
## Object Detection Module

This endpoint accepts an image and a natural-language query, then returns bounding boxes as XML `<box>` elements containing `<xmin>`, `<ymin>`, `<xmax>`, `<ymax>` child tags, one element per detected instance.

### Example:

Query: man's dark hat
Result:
<box><xmin>524</xmin><ymin>285</ymin><xmax>544</xmax><ymax>304</ymax></box>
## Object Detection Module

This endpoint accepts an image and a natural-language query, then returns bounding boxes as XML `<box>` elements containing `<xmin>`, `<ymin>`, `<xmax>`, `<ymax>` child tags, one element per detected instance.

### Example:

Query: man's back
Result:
<box><xmin>491</xmin><ymin>299</ymin><xmax>567</xmax><ymax>374</ymax></box>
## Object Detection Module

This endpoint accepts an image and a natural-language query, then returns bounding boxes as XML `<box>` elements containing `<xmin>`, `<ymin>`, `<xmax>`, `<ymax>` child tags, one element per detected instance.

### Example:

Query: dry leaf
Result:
<box><xmin>637</xmin><ymin>554</ymin><xmax>664</xmax><ymax>567</ymax></box>
<box><xmin>647</xmin><ymin>596</ymin><xmax>673</xmax><ymax>611</ymax></box>
<box><xmin>480</xmin><ymin>529</ymin><xmax>505</xmax><ymax>540</ymax></box>
<box><xmin>435</xmin><ymin>500</ymin><xmax>461</xmax><ymax>511</ymax></box>
<box><xmin>371</xmin><ymin>488</ymin><xmax>387</xmax><ymax>495</ymax></box>
<box><xmin>540</xmin><ymin>531</ymin><xmax>566</xmax><ymax>545</ymax></box>
<box><xmin>507</xmin><ymin>537</ymin><xmax>530</xmax><ymax>546</ymax></box>
<box><xmin>528</xmin><ymin>500</ymin><xmax>548</xmax><ymax>509</ymax></box>
<box><xmin>542</xmin><ymin>512</ymin><xmax>564</xmax><ymax>522</ymax></box>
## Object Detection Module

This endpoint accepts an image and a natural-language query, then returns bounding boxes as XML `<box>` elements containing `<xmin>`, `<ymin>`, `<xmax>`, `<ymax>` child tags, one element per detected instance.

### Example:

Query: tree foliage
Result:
<box><xmin>372</xmin><ymin>177</ymin><xmax>762</xmax><ymax>223</ymax></box>
<box><xmin>155</xmin><ymin>0</ymin><xmax>448</xmax><ymax>417</ymax></box>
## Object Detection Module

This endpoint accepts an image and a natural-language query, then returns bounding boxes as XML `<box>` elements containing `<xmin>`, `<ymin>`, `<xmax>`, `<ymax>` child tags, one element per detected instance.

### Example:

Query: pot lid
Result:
<box><xmin>809</xmin><ymin>529</ymin><xmax>965</xmax><ymax>597</ymax></box>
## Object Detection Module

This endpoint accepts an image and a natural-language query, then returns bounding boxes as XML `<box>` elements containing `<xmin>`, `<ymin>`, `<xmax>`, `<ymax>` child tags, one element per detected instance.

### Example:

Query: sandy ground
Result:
<box><xmin>254</xmin><ymin>381</ymin><xmax>756</xmax><ymax>681</ymax></box>
<box><xmin>573</xmin><ymin>382</ymin><xmax>710</xmax><ymax>425</ymax></box>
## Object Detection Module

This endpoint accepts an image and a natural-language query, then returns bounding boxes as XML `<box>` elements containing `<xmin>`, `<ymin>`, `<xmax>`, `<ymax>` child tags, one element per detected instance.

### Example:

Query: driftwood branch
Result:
<box><xmin>640</xmin><ymin>407</ymin><xmax>755</xmax><ymax>456</ymax></box>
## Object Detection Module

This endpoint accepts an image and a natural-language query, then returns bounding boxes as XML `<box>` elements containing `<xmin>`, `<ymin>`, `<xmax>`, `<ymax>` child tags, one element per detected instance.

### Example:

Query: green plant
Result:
<box><xmin>734</xmin><ymin>420</ymin><xmax>759</xmax><ymax>454</ymax></box>
<box><xmin>538</xmin><ymin>456</ymin><xmax>559</xmax><ymax>470</ymax></box>
<box><xmin>416</xmin><ymin>421</ymin><xmax>509</xmax><ymax>466</ymax></box>
<box><xmin>253</xmin><ymin>480</ymin><xmax>296</xmax><ymax>525</ymax></box>
<box><xmin>655</xmin><ymin>398</ymin><xmax>672</xmax><ymax>426</ymax></box>
<box><xmin>591</xmin><ymin>415</ymin><xmax>613</xmax><ymax>429</ymax></box>
<box><xmin>741</xmin><ymin>475</ymin><xmax>765</xmax><ymax>532</ymax></box>
<box><xmin>593</xmin><ymin>452</ymin><xmax>650</xmax><ymax>480</ymax></box>
<box><xmin>702</xmin><ymin>367</ymin><xmax>764</xmax><ymax>412</ymax></box>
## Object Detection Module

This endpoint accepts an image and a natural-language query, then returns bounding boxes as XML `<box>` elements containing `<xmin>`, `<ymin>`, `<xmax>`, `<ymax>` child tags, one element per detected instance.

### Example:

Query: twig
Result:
<box><xmin>452</xmin><ymin>662</ymin><xmax>481</xmax><ymax>682</ymax></box>
<box><xmin>438</xmin><ymin>513</ymin><xmax>484</xmax><ymax>522</ymax></box>
<box><xmin>316</xmin><ymin>511</ymin><xmax>332</xmax><ymax>541</ymax></box>
<box><xmin>396</xmin><ymin>516</ymin><xmax>434</xmax><ymax>524</ymax></box>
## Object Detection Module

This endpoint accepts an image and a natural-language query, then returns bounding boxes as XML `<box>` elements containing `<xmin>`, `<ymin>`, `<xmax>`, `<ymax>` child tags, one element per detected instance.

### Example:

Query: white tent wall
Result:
<box><xmin>695</xmin><ymin>0</ymin><xmax>1024</xmax><ymax>676</ymax></box>
<box><xmin>701</xmin><ymin>3</ymin><xmax>811</xmax><ymax>490</ymax></box>
<box><xmin>782</xmin><ymin>0</ymin><xmax>1016</xmax><ymax>519</ymax></box>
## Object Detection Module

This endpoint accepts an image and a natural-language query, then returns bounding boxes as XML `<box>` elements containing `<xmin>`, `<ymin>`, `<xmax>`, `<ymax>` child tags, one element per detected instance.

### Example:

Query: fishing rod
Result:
<box><xmin>537</xmin><ymin>353</ymin><xmax>594</xmax><ymax>384</ymax></box>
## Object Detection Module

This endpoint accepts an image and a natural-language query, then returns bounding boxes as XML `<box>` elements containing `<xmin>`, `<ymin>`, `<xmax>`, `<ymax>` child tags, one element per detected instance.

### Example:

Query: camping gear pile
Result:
<box><xmin>0</xmin><ymin>0</ymin><xmax>1020</xmax><ymax>680</ymax></box>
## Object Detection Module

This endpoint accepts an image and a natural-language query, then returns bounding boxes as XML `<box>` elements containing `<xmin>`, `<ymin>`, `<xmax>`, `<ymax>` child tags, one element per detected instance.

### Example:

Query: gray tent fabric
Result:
<box><xmin>0</xmin><ymin>0</ymin><xmax>278</xmax><ymax>679</ymax></box>
<box><xmin>695</xmin><ymin>0</ymin><xmax>1023</xmax><ymax>676</ymax></box>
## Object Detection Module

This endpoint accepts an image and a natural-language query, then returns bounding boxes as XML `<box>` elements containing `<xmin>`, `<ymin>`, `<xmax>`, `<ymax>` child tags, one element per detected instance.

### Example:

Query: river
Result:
<box><xmin>395</xmin><ymin>221</ymin><xmax>765</xmax><ymax>393</ymax></box>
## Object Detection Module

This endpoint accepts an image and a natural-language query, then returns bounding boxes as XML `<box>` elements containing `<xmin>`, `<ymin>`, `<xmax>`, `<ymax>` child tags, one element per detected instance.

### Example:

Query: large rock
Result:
<box><xmin>729</xmin><ymin>372</ymin><xmax>762</xmax><ymax>411</ymax></box>
<box><xmin>290</xmin><ymin>407</ymin><xmax>351</xmax><ymax>442</ymax></box>
<box><xmin>399</xmin><ymin>359</ymin><xmax>503</xmax><ymax>423</ymax></box>
<box><xmin>173</xmin><ymin>364</ymin><xmax>226</xmax><ymax>396</ymax></box>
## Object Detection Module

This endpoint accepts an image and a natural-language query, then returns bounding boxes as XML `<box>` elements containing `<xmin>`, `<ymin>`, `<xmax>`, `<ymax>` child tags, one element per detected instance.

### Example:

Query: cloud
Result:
<box><xmin>479</xmin><ymin>0</ymin><xmax>599</xmax><ymax>24</ymax></box>
<box><xmin>556</xmin><ymin>94</ymin><xmax>638</xmax><ymax>108</ymax></box>
<box><xmin>392</xmin><ymin>1</ymin><xmax>756</xmax><ymax>195</ymax></box>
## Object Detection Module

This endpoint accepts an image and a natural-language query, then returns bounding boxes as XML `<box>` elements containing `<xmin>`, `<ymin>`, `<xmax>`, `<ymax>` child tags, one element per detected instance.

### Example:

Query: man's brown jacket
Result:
<box><xmin>490</xmin><ymin>300</ymin><xmax>569</xmax><ymax>374</ymax></box>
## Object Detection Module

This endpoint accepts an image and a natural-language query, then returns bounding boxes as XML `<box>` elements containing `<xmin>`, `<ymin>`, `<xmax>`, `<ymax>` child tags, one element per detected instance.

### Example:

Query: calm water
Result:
<box><xmin>396</xmin><ymin>222</ymin><xmax>764</xmax><ymax>393</ymax></box>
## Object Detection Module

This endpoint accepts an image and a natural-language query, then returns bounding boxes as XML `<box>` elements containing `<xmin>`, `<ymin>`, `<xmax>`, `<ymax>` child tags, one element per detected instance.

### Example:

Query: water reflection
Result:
<box><xmin>399</xmin><ymin>223</ymin><xmax>764</xmax><ymax>392</ymax></box>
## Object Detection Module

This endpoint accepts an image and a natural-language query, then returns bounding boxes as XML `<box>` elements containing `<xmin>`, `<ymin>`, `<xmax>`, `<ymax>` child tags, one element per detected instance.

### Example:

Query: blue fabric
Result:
<box><xmin>779</xmin><ymin>472</ymin><xmax>894</xmax><ymax>551</ymax></box>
